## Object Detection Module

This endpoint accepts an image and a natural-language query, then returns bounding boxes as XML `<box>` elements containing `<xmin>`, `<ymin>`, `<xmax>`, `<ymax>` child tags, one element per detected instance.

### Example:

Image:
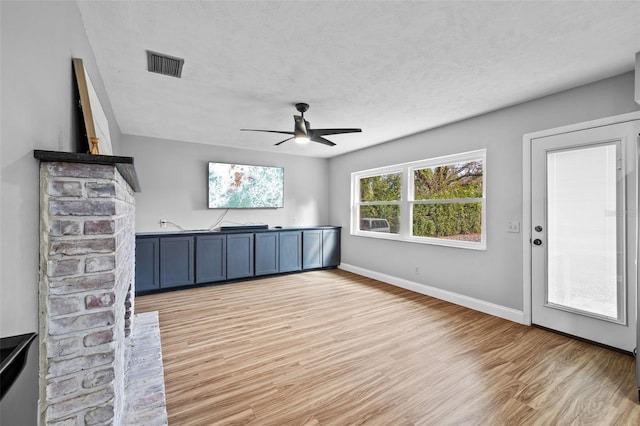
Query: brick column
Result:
<box><xmin>38</xmin><ymin>162</ymin><xmax>135</xmax><ymax>425</ymax></box>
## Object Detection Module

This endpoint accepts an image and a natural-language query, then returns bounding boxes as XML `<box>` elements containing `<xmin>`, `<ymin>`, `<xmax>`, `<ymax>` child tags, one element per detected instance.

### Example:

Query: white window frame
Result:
<box><xmin>352</xmin><ymin>165</ymin><xmax>403</xmax><ymax>242</ymax></box>
<box><xmin>351</xmin><ymin>149</ymin><xmax>486</xmax><ymax>250</ymax></box>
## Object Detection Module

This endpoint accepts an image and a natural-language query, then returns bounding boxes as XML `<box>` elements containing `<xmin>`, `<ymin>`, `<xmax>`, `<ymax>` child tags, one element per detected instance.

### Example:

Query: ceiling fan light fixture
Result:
<box><xmin>294</xmin><ymin>135</ymin><xmax>310</xmax><ymax>144</ymax></box>
<box><xmin>294</xmin><ymin>114</ymin><xmax>310</xmax><ymax>143</ymax></box>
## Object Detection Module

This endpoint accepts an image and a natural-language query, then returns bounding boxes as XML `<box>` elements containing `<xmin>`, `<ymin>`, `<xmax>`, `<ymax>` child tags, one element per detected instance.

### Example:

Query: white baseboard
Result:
<box><xmin>339</xmin><ymin>263</ymin><xmax>525</xmax><ymax>324</ymax></box>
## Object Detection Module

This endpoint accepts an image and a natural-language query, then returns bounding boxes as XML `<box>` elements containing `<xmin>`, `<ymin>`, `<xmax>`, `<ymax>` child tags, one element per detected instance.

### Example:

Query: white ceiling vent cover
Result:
<box><xmin>147</xmin><ymin>50</ymin><xmax>184</xmax><ymax>78</ymax></box>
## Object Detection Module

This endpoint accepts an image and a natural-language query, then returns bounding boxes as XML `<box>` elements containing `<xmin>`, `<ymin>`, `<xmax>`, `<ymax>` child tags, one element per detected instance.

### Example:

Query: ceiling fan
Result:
<box><xmin>241</xmin><ymin>103</ymin><xmax>362</xmax><ymax>147</ymax></box>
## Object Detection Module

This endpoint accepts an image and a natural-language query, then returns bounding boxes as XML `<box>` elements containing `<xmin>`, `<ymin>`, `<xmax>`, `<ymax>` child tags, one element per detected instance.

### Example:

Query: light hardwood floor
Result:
<box><xmin>136</xmin><ymin>269</ymin><xmax>640</xmax><ymax>425</ymax></box>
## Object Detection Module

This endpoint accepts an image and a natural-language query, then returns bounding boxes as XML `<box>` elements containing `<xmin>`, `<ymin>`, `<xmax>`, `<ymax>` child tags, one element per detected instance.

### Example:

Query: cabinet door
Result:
<box><xmin>279</xmin><ymin>231</ymin><xmax>302</xmax><ymax>273</ymax></box>
<box><xmin>227</xmin><ymin>233</ymin><xmax>254</xmax><ymax>279</ymax></box>
<box><xmin>196</xmin><ymin>235</ymin><xmax>226</xmax><ymax>283</ymax></box>
<box><xmin>322</xmin><ymin>229</ymin><xmax>341</xmax><ymax>267</ymax></box>
<box><xmin>303</xmin><ymin>230</ymin><xmax>322</xmax><ymax>270</ymax></box>
<box><xmin>160</xmin><ymin>236</ymin><xmax>195</xmax><ymax>288</ymax></box>
<box><xmin>255</xmin><ymin>233</ymin><xmax>279</xmax><ymax>276</ymax></box>
<box><xmin>135</xmin><ymin>238</ymin><xmax>159</xmax><ymax>294</ymax></box>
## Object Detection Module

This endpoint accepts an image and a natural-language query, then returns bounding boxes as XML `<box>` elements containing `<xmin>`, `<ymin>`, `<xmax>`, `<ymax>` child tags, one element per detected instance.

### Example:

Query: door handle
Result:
<box><xmin>533</xmin><ymin>239</ymin><xmax>542</xmax><ymax>246</ymax></box>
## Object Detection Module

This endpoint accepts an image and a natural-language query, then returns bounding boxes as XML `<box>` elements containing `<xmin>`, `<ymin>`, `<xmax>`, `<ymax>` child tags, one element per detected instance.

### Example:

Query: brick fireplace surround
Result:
<box><xmin>35</xmin><ymin>151</ymin><xmax>167</xmax><ymax>425</ymax></box>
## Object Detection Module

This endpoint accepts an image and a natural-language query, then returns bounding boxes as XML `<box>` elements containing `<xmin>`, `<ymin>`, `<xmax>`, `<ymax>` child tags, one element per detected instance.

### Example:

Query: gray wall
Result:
<box><xmin>119</xmin><ymin>135</ymin><xmax>330</xmax><ymax>233</ymax></box>
<box><xmin>329</xmin><ymin>72</ymin><xmax>639</xmax><ymax>312</ymax></box>
<box><xmin>1</xmin><ymin>1</ymin><xmax>121</xmax><ymax>336</ymax></box>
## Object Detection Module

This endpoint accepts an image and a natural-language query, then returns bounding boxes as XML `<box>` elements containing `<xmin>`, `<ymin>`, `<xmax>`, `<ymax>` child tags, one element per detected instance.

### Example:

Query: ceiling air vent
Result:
<box><xmin>146</xmin><ymin>50</ymin><xmax>184</xmax><ymax>78</ymax></box>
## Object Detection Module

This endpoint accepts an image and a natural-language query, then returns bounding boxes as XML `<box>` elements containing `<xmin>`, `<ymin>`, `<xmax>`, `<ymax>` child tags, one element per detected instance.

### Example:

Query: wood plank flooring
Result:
<box><xmin>135</xmin><ymin>269</ymin><xmax>640</xmax><ymax>425</ymax></box>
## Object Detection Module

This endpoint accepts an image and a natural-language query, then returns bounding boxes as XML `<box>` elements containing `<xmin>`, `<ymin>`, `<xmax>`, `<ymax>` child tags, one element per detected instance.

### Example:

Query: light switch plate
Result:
<box><xmin>507</xmin><ymin>220</ymin><xmax>520</xmax><ymax>233</ymax></box>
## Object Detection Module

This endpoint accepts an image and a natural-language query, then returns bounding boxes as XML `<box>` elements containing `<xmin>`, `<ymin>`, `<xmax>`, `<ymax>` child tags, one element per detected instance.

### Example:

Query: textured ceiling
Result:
<box><xmin>77</xmin><ymin>1</ymin><xmax>640</xmax><ymax>158</ymax></box>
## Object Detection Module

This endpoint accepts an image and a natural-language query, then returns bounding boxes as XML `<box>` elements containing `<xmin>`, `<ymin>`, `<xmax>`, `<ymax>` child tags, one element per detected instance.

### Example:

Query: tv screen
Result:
<box><xmin>208</xmin><ymin>162</ymin><xmax>284</xmax><ymax>209</ymax></box>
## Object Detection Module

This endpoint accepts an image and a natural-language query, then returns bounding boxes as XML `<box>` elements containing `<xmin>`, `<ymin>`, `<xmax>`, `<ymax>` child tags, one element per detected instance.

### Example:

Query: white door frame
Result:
<box><xmin>522</xmin><ymin>111</ymin><xmax>640</xmax><ymax>326</ymax></box>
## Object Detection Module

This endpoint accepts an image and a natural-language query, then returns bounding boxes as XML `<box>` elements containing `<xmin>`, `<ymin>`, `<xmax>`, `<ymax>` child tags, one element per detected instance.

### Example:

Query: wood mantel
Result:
<box><xmin>34</xmin><ymin>150</ymin><xmax>141</xmax><ymax>192</ymax></box>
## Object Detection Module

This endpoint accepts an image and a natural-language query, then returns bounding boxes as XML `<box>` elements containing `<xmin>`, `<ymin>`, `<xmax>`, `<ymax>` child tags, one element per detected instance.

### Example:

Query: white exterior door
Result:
<box><xmin>530</xmin><ymin>120</ymin><xmax>639</xmax><ymax>352</ymax></box>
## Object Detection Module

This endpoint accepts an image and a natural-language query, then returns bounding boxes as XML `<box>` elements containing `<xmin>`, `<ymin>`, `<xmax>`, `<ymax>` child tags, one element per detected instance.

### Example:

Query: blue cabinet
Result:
<box><xmin>257</xmin><ymin>231</ymin><xmax>303</xmax><ymax>275</ymax></box>
<box><xmin>135</xmin><ymin>227</ymin><xmax>339</xmax><ymax>294</ymax></box>
<box><xmin>196</xmin><ymin>234</ymin><xmax>226</xmax><ymax>283</ymax></box>
<box><xmin>160</xmin><ymin>236</ymin><xmax>195</xmax><ymax>288</ymax></box>
<box><xmin>279</xmin><ymin>231</ymin><xmax>302</xmax><ymax>272</ymax></box>
<box><xmin>227</xmin><ymin>233</ymin><xmax>254</xmax><ymax>279</ymax></box>
<box><xmin>322</xmin><ymin>229</ymin><xmax>341</xmax><ymax>267</ymax></box>
<box><xmin>303</xmin><ymin>230</ymin><xmax>322</xmax><ymax>270</ymax></box>
<box><xmin>255</xmin><ymin>232</ymin><xmax>279</xmax><ymax>276</ymax></box>
<box><xmin>135</xmin><ymin>237</ymin><xmax>159</xmax><ymax>293</ymax></box>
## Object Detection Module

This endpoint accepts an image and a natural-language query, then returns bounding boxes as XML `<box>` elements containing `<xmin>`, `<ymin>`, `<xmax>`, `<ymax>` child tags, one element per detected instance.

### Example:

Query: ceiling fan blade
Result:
<box><xmin>274</xmin><ymin>137</ymin><xmax>294</xmax><ymax>146</ymax></box>
<box><xmin>241</xmin><ymin>129</ymin><xmax>294</xmax><ymax>136</ymax></box>
<box><xmin>310</xmin><ymin>128</ymin><xmax>362</xmax><ymax>137</ymax></box>
<box><xmin>311</xmin><ymin>136</ymin><xmax>336</xmax><ymax>147</ymax></box>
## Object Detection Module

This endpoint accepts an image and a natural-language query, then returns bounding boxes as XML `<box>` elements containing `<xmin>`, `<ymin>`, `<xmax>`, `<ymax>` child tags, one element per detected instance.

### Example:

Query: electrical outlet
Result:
<box><xmin>415</xmin><ymin>266</ymin><xmax>420</xmax><ymax>275</ymax></box>
<box><xmin>507</xmin><ymin>220</ymin><xmax>520</xmax><ymax>233</ymax></box>
<box><xmin>160</xmin><ymin>220</ymin><xmax>167</xmax><ymax>229</ymax></box>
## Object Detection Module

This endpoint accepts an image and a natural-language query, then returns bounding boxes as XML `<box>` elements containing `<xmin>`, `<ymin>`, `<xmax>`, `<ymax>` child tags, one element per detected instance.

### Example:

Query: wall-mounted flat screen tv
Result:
<box><xmin>208</xmin><ymin>162</ymin><xmax>284</xmax><ymax>209</ymax></box>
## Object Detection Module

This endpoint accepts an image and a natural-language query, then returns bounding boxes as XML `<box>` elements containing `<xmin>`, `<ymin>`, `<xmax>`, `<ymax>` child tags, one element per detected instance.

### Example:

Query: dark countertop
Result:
<box><xmin>137</xmin><ymin>226</ymin><xmax>341</xmax><ymax>237</ymax></box>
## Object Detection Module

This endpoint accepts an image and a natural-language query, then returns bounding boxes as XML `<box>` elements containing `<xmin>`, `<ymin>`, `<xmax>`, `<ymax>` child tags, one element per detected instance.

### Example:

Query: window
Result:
<box><xmin>352</xmin><ymin>150</ymin><xmax>486</xmax><ymax>250</ymax></box>
<box><xmin>357</xmin><ymin>171</ymin><xmax>401</xmax><ymax>235</ymax></box>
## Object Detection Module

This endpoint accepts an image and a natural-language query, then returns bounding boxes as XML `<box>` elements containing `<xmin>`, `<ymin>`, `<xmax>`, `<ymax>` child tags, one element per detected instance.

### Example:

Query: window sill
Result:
<box><xmin>351</xmin><ymin>231</ymin><xmax>486</xmax><ymax>251</ymax></box>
